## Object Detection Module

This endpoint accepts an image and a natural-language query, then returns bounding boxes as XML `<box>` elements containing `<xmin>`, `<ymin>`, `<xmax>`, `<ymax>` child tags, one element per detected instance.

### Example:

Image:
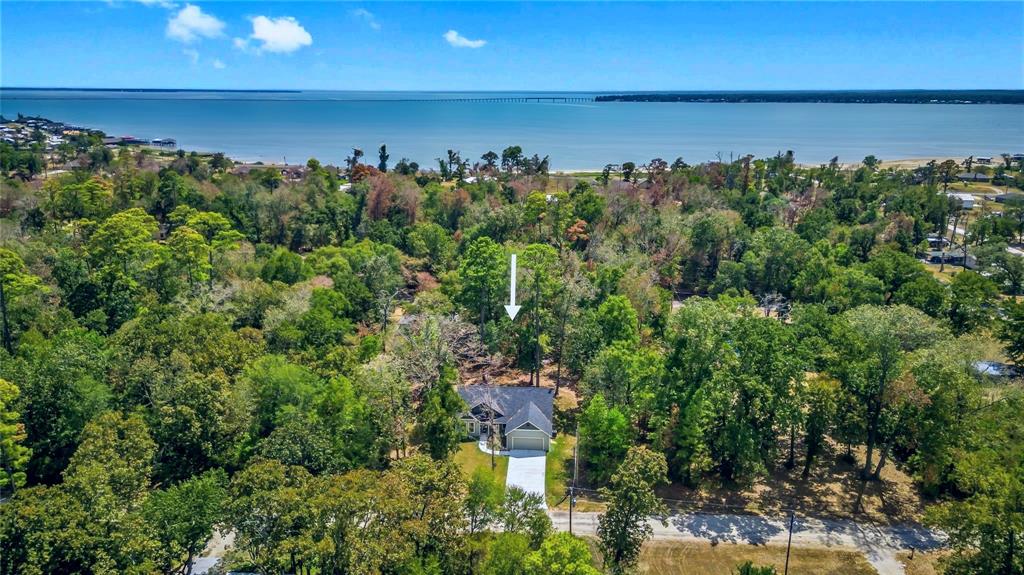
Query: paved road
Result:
<box><xmin>505</xmin><ymin>450</ymin><xmax>547</xmax><ymax>507</ymax></box>
<box><xmin>550</xmin><ymin>511</ymin><xmax>944</xmax><ymax>575</ymax></box>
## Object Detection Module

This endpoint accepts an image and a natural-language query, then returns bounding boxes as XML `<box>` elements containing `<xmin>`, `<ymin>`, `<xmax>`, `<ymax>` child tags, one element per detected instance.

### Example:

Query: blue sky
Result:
<box><xmin>2</xmin><ymin>1</ymin><xmax>1022</xmax><ymax>91</ymax></box>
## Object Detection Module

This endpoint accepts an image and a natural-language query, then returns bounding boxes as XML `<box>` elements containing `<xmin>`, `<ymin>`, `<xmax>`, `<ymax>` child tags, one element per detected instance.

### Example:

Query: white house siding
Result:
<box><xmin>507</xmin><ymin>429</ymin><xmax>550</xmax><ymax>451</ymax></box>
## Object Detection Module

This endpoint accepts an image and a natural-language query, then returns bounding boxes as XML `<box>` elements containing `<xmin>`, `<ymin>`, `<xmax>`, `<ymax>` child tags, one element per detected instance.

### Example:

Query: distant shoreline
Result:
<box><xmin>3</xmin><ymin>88</ymin><xmax>1023</xmax><ymax>105</ymax></box>
<box><xmin>596</xmin><ymin>90</ymin><xmax>1024</xmax><ymax>105</ymax></box>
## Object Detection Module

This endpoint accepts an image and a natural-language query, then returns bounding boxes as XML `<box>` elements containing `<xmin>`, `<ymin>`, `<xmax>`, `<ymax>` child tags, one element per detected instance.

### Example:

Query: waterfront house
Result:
<box><xmin>457</xmin><ymin>385</ymin><xmax>554</xmax><ymax>452</ymax></box>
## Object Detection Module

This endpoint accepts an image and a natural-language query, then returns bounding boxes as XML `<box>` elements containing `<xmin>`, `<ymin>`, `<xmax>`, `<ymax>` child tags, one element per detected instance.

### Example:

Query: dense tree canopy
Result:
<box><xmin>0</xmin><ymin>140</ymin><xmax>1021</xmax><ymax>574</ymax></box>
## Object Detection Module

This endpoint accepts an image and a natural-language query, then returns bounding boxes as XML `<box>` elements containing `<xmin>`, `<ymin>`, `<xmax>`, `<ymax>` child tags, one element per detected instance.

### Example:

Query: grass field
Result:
<box><xmin>546</xmin><ymin>433</ymin><xmax>575</xmax><ymax>506</ymax></box>
<box><xmin>637</xmin><ymin>541</ymin><xmax>877</xmax><ymax>575</ymax></box>
<box><xmin>453</xmin><ymin>441</ymin><xmax>508</xmax><ymax>486</ymax></box>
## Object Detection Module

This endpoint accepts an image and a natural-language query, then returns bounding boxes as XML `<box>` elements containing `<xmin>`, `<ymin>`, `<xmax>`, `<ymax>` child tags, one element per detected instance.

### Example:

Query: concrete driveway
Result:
<box><xmin>506</xmin><ymin>449</ymin><xmax>547</xmax><ymax>508</ymax></box>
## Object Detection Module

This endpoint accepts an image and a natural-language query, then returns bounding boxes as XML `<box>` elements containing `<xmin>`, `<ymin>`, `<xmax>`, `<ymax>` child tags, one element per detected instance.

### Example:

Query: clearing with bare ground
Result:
<box><xmin>637</xmin><ymin>540</ymin><xmax>877</xmax><ymax>575</ymax></box>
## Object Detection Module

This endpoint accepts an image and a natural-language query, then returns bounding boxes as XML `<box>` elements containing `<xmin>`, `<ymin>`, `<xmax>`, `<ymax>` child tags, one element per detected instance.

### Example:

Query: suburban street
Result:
<box><xmin>550</xmin><ymin>511</ymin><xmax>944</xmax><ymax>575</ymax></box>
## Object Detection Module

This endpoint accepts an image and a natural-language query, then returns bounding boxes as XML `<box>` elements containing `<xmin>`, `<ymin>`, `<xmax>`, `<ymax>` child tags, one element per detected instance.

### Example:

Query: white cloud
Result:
<box><xmin>241</xmin><ymin>15</ymin><xmax>313</xmax><ymax>54</ymax></box>
<box><xmin>134</xmin><ymin>0</ymin><xmax>177</xmax><ymax>8</ymax></box>
<box><xmin>166</xmin><ymin>4</ymin><xmax>224</xmax><ymax>43</ymax></box>
<box><xmin>183</xmin><ymin>48</ymin><xmax>199</xmax><ymax>64</ymax></box>
<box><xmin>351</xmin><ymin>8</ymin><xmax>380</xmax><ymax>31</ymax></box>
<box><xmin>212</xmin><ymin>58</ymin><xmax>226</xmax><ymax>69</ymax></box>
<box><xmin>444</xmin><ymin>30</ymin><xmax>486</xmax><ymax>49</ymax></box>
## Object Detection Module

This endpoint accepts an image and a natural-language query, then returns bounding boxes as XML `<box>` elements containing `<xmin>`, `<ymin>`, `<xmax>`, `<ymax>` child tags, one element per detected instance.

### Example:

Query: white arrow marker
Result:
<box><xmin>504</xmin><ymin>253</ymin><xmax>521</xmax><ymax>320</ymax></box>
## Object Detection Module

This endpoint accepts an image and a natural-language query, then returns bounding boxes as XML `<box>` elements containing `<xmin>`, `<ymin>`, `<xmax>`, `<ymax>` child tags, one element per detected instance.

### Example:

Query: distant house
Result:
<box><xmin>976</xmin><ymin>157</ymin><xmax>992</xmax><ymax>165</ymax></box>
<box><xmin>233</xmin><ymin>163</ymin><xmax>307</xmax><ymax>181</ymax></box>
<box><xmin>995</xmin><ymin>192</ymin><xmax>1024</xmax><ymax>204</ymax></box>
<box><xmin>947</xmin><ymin>192</ymin><xmax>977</xmax><ymax>209</ymax></box>
<box><xmin>958</xmin><ymin>172</ymin><xmax>991</xmax><ymax>183</ymax></box>
<box><xmin>457</xmin><ymin>385</ymin><xmax>554</xmax><ymax>452</ymax></box>
<box><xmin>927</xmin><ymin>251</ymin><xmax>977</xmax><ymax>269</ymax></box>
<box><xmin>972</xmin><ymin>361</ymin><xmax>1017</xmax><ymax>379</ymax></box>
<box><xmin>926</xmin><ymin>234</ymin><xmax>950</xmax><ymax>250</ymax></box>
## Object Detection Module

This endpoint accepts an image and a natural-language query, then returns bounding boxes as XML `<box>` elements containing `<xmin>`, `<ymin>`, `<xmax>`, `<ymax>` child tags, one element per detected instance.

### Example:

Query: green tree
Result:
<box><xmin>948</xmin><ymin>271</ymin><xmax>999</xmax><ymax>335</ymax></box>
<box><xmin>3</xmin><ymin>327</ymin><xmax>111</xmax><ymax>484</ymax></box>
<box><xmin>167</xmin><ymin>225</ymin><xmax>211</xmax><ymax>288</ymax></box>
<box><xmin>226</xmin><ymin>459</ymin><xmax>312</xmax><ymax>575</ymax></box>
<box><xmin>457</xmin><ymin>237</ymin><xmax>506</xmax><ymax>334</ymax></box>
<box><xmin>861</xmin><ymin>248</ymin><xmax>927</xmax><ymax>304</ymax></box>
<box><xmin>261</xmin><ymin>247</ymin><xmax>312</xmax><ymax>285</ymax></box>
<box><xmin>185</xmin><ymin>210</ymin><xmax>245</xmax><ymax>287</ymax></box>
<box><xmin>597</xmin><ymin>446</ymin><xmax>669</xmax><ymax>575</ymax></box>
<box><xmin>0</xmin><ymin>379</ymin><xmax>30</xmax><ymax>497</ymax></box>
<box><xmin>837</xmin><ymin>305</ymin><xmax>946</xmax><ymax>481</ymax></box>
<box><xmin>926</xmin><ymin>396</ymin><xmax>1023</xmax><ymax>575</ymax></box>
<box><xmin>500</xmin><ymin>486</ymin><xmax>550</xmax><ymax>545</ymax></box>
<box><xmin>87</xmin><ymin>208</ymin><xmax>167</xmax><ymax>301</ymax></box>
<box><xmin>1001</xmin><ymin>300</ymin><xmax>1024</xmax><ymax>367</ymax></box>
<box><xmin>578</xmin><ymin>394</ymin><xmax>630</xmax><ymax>485</ymax></box>
<box><xmin>414</xmin><ymin>365</ymin><xmax>464</xmax><ymax>460</ymax></box>
<box><xmin>524</xmin><ymin>532</ymin><xmax>600</xmax><ymax>575</ymax></box>
<box><xmin>466</xmin><ymin>467</ymin><xmax>504</xmax><ymax>533</ymax></box>
<box><xmin>893</xmin><ymin>275</ymin><xmax>949</xmax><ymax>318</ymax></box>
<box><xmin>408</xmin><ymin>222</ymin><xmax>456</xmax><ymax>272</ymax></box>
<box><xmin>741</xmin><ymin>227</ymin><xmax>810</xmax><ymax>296</ymax></box>
<box><xmin>582</xmin><ymin>342</ymin><xmax>661</xmax><ymax>424</ymax></box>
<box><xmin>801</xmin><ymin>376</ymin><xmax>839</xmax><ymax>479</ymax></box>
<box><xmin>0</xmin><ymin>248</ymin><xmax>41</xmax><ymax>353</ymax></box>
<box><xmin>595</xmin><ymin>295</ymin><xmax>640</xmax><ymax>347</ymax></box>
<box><xmin>733</xmin><ymin>562</ymin><xmax>778</xmax><ymax>575</ymax></box>
<box><xmin>144</xmin><ymin>469</ymin><xmax>228</xmax><ymax>575</ymax></box>
<box><xmin>241</xmin><ymin>355</ymin><xmax>321</xmax><ymax>438</ymax></box>
<box><xmin>521</xmin><ymin>243</ymin><xmax>560</xmax><ymax>385</ymax></box>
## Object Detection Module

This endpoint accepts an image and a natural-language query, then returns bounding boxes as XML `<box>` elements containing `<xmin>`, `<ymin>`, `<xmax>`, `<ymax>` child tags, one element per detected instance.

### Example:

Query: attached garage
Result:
<box><xmin>508</xmin><ymin>432</ymin><xmax>548</xmax><ymax>452</ymax></box>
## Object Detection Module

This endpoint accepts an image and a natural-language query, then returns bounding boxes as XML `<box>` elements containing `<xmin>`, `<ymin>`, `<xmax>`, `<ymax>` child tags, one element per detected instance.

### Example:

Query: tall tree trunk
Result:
<box><xmin>554</xmin><ymin>294</ymin><xmax>569</xmax><ymax>397</ymax></box>
<box><xmin>0</xmin><ymin>281</ymin><xmax>11</xmax><ymax>354</ymax></box>
<box><xmin>802</xmin><ymin>443</ymin><xmax>815</xmax><ymax>480</ymax></box>
<box><xmin>533</xmin><ymin>275</ymin><xmax>542</xmax><ymax>386</ymax></box>
<box><xmin>871</xmin><ymin>441</ymin><xmax>891</xmax><ymax>480</ymax></box>
<box><xmin>786</xmin><ymin>424</ymin><xmax>796</xmax><ymax>469</ymax></box>
<box><xmin>1004</xmin><ymin>529</ymin><xmax>1015</xmax><ymax>575</ymax></box>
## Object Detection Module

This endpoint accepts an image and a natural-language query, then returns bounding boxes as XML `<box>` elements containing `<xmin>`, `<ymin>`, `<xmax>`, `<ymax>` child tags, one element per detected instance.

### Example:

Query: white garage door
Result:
<box><xmin>511</xmin><ymin>437</ymin><xmax>545</xmax><ymax>451</ymax></box>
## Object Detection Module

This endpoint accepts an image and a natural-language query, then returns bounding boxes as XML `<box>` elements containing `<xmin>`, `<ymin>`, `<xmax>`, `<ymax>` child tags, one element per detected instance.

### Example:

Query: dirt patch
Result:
<box><xmin>650</xmin><ymin>441</ymin><xmax>928</xmax><ymax>524</ymax></box>
<box><xmin>414</xmin><ymin>270</ymin><xmax>440</xmax><ymax>292</ymax></box>
<box><xmin>897</xmin><ymin>550</ymin><xmax>949</xmax><ymax>575</ymax></box>
<box><xmin>636</xmin><ymin>540</ymin><xmax>876</xmax><ymax>575</ymax></box>
<box><xmin>560</xmin><ymin>440</ymin><xmax>930</xmax><ymax>523</ymax></box>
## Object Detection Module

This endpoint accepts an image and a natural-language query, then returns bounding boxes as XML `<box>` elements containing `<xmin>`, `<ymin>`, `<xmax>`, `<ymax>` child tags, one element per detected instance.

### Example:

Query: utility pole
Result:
<box><xmin>784</xmin><ymin>510</ymin><xmax>795</xmax><ymax>575</ymax></box>
<box><xmin>570</xmin><ymin>421</ymin><xmax>579</xmax><ymax>534</ymax></box>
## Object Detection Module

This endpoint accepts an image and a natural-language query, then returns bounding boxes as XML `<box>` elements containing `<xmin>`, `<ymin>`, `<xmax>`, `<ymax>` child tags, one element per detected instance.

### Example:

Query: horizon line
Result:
<box><xmin>3</xmin><ymin>87</ymin><xmax>1023</xmax><ymax>94</ymax></box>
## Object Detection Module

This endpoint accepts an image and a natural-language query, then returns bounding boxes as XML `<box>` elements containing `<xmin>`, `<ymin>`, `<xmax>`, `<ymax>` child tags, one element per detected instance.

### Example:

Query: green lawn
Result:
<box><xmin>454</xmin><ymin>441</ymin><xmax>508</xmax><ymax>486</ymax></box>
<box><xmin>546</xmin><ymin>434</ymin><xmax>576</xmax><ymax>506</ymax></box>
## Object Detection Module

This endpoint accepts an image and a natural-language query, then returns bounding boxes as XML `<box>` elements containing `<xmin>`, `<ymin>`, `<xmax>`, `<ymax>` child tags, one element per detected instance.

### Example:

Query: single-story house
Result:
<box><xmin>995</xmin><ymin>193</ymin><xmax>1024</xmax><ymax>204</ymax></box>
<box><xmin>926</xmin><ymin>234</ymin><xmax>950</xmax><ymax>250</ymax></box>
<box><xmin>457</xmin><ymin>385</ymin><xmax>554</xmax><ymax>452</ymax></box>
<box><xmin>947</xmin><ymin>192</ymin><xmax>977</xmax><ymax>209</ymax></box>
<box><xmin>958</xmin><ymin>172</ymin><xmax>992</xmax><ymax>183</ymax></box>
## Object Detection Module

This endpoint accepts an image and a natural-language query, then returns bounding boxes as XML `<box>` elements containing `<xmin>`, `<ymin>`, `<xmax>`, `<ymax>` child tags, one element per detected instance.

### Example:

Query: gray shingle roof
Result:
<box><xmin>505</xmin><ymin>402</ymin><xmax>552</xmax><ymax>436</ymax></box>
<box><xmin>457</xmin><ymin>385</ymin><xmax>554</xmax><ymax>436</ymax></box>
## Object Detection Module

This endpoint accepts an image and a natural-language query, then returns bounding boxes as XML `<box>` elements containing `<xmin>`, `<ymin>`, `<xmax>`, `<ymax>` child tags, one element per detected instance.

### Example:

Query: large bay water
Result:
<box><xmin>2</xmin><ymin>90</ymin><xmax>1022</xmax><ymax>169</ymax></box>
